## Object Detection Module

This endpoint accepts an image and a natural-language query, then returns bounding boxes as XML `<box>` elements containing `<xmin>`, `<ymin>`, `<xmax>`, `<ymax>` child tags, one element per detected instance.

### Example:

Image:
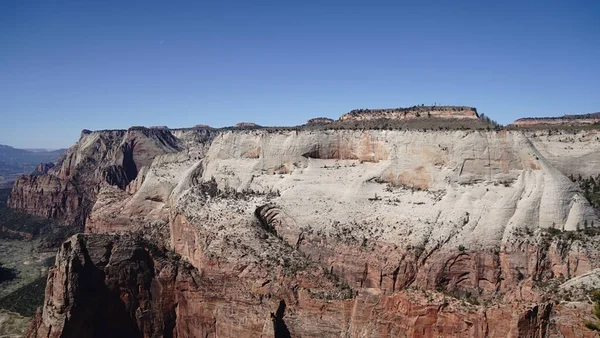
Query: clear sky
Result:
<box><xmin>1</xmin><ymin>0</ymin><xmax>599</xmax><ymax>148</ymax></box>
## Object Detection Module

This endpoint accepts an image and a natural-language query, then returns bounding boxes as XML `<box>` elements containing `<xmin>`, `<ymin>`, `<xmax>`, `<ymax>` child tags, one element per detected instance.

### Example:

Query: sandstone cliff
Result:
<box><xmin>27</xmin><ymin>233</ymin><xmax>599</xmax><ymax>338</ymax></box>
<box><xmin>513</xmin><ymin>112</ymin><xmax>600</xmax><ymax>127</ymax></box>
<box><xmin>13</xmin><ymin>124</ymin><xmax>600</xmax><ymax>337</ymax></box>
<box><xmin>339</xmin><ymin>106</ymin><xmax>478</xmax><ymax>121</ymax></box>
<box><xmin>8</xmin><ymin>127</ymin><xmax>208</xmax><ymax>229</ymax></box>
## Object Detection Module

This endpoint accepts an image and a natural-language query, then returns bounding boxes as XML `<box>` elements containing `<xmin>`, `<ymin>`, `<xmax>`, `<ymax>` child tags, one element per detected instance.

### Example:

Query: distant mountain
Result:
<box><xmin>23</xmin><ymin>148</ymin><xmax>63</xmax><ymax>153</ymax></box>
<box><xmin>0</xmin><ymin>145</ymin><xmax>66</xmax><ymax>184</ymax></box>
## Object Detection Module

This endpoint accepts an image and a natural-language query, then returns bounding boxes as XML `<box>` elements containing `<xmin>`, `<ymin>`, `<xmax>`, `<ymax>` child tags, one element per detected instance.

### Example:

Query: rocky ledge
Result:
<box><xmin>339</xmin><ymin>105</ymin><xmax>478</xmax><ymax>121</ymax></box>
<box><xmin>513</xmin><ymin>113</ymin><xmax>600</xmax><ymax>127</ymax></box>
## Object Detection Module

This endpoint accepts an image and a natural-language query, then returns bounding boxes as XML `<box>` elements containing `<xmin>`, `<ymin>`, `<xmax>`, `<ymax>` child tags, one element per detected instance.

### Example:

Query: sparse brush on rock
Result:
<box><xmin>584</xmin><ymin>290</ymin><xmax>600</xmax><ymax>332</ymax></box>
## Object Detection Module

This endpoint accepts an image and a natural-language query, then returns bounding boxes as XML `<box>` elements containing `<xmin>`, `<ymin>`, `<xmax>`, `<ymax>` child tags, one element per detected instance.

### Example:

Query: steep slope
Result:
<box><xmin>7</xmin><ymin>127</ymin><xmax>196</xmax><ymax>229</ymax></box>
<box><xmin>27</xmin><ymin>233</ymin><xmax>598</xmax><ymax>338</ymax></box>
<box><xmin>13</xmin><ymin>125</ymin><xmax>600</xmax><ymax>337</ymax></box>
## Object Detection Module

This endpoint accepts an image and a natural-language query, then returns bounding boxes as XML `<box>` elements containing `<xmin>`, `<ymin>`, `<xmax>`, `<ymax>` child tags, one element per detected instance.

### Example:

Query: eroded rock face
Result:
<box><xmin>513</xmin><ymin>113</ymin><xmax>600</xmax><ymax>127</ymax></box>
<box><xmin>13</xmin><ymin>126</ymin><xmax>600</xmax><ymax>337</ymax></box>
<box><xmin>27</xmin><ymin>234</ymin><xmax>182</xmax><ymax>338</ymax></box>
<box><xmin>32</xmin><ymin>162</ymin><xmax>55</xmax><ymax>176</ymax></box>
<box><xmin>8</xmin><ymin>127</ymin><xmax>193</xmax><ymax>228</ymax></box>
<box><xmin>9</xmin><ymin>174</ymin><xmax>81</xmax><ymax>220</ymax></box>
<box><xmin>27</xmin><ymin>232</ymin><xmax>598</xmax><ymax>338</ymax></box>
<box><xmin>339</xmin><ymin>106</ymin><xmax>478</xmax><ymax>121</ymax></box>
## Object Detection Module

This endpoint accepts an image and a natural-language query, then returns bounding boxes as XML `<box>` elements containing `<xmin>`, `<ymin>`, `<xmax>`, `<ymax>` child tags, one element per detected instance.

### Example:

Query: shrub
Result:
<box><xmin>584</xmin><ymin>290</ymin><xmax>600</xmax><ymax>332</ymax></box>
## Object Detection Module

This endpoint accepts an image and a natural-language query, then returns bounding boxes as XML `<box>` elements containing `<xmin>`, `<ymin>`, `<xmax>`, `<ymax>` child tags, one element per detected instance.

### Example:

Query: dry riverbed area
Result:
<box><xmin>0</xmin><ymin>239</ymin><xmax>55</xmax><ymax>337</ymax></box>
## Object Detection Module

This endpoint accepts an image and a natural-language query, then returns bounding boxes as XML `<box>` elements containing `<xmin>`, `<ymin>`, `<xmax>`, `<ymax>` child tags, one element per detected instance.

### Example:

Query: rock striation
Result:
<box><xmin>8</xmin><ymin>127</ymin><xmax>190</xmax><ymax>229</ymax></box>
<box><xmin>11</xmin><ymin>115</ymin><xmax>600</xmax><ymax>337</ymax></box>
<box><xmin>339</xmin><ymin>106</ymin><xmax>478</xmax><ymax>121</ymax></box>
<box><xmin>513</xmin><ymin>112</ymin><xmax>600</xmax><ymax>127</ymax></box>
<box><xmin>26</xmin><ymin>232</ymin><xmax>598</xmax><ymax>338</ymax></box>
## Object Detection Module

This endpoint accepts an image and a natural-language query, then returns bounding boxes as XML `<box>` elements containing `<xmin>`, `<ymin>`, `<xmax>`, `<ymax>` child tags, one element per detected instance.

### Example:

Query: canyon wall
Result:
<box><xmin>13</xmin><ymin>125</ymin><xmax>600</xmax><ymax>337</ymax></box>
<box><xmin>27</xmin><ymin>233</ymin><xmax>598</xmax><ymax>338</ymax></box>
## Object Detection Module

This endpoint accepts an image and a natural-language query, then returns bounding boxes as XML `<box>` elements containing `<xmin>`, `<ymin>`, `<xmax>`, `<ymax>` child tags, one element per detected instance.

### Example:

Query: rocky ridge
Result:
<box><xmin>339</xmin><ymin>106</ymin><xmax>478</xmax><ymax>121</ymax></box>
<box><xmin>9</xmin><ymin>109</ymin><xmax>600</xmax><ymax>337</ymax></box>
<box><xmin>513</xmin><ymin>113</ymin><xmax>600</xmax><ymax>127</ymax></box>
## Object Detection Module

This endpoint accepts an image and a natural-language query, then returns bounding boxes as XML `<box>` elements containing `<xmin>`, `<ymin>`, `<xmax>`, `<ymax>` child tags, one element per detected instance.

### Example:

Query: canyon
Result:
<box><xmin>6</xmin><ymin>109</ymin><xmax>600</xmax><ymax>337</ymax></box>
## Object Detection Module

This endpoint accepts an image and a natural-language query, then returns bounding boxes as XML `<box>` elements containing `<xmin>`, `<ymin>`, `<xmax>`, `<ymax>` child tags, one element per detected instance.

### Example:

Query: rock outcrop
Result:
<box><xmin>513</xmin><ymin>112</ymin><xmax>600</xmax><ymax>127</ymax></box>
<box><xmin>306</xmin><ymin>117</ymin><xmax>334</xmax><ymax>125</ymax></box>
<box><xmin>7</xmin><ymin>127</ymin><xmax>193</xmax><ymax>229</ymax></box>
<box><xmin>31</xmin><ymin>162</ymin><xmax>54</xmax><ymax>176</ymax></box>
<box><xmin>339</xmin><ymin>106</ymin><xmax>478</xmax><ymax>121</ymax></box>
<box><xmin>12</xmin><ymin>120</ymin><xmax>600</xmax><ymax>337</ymax></box>
<box><xmin>235</xmin><ymin>122</ymin><xmax>260</xmax><ymax>128</ymax></box>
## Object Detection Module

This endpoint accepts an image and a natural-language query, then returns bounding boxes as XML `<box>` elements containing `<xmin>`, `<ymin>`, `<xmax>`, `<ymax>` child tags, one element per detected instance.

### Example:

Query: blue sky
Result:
<box><xmin>1</xmin><ymin>0</ymin><xmax>599</xmax><ymax>148</ymax></box>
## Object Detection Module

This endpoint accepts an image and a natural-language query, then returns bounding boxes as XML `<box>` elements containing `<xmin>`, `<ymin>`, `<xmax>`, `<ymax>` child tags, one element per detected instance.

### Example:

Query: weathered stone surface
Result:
<box><xmin>8</xmin><ymin>174</ymin><xmax>80</xmax><ymax>220</ymax></box>
<box><xmin>513</xmin><ymin>113</ymin><xmax>600</xmax><ymax>127</ymax></box>
<box><xmin>339</xmin><ymin>106</ymin><xmax>478</xmax><ymax>121</ymax></box>
<box><xmin>26</xmin><ymin>233</ymin><xmax>599</xmax><ymax>338</ymax></box>
<box><xmin>32</xmin><ymin>162</ymin><xmax>54</xmax><ymax>176</ymax></box>
<box><xmin>8</xmin><ymin>127</ymin><xmax>188</xmax><ymax>228</ymax></box>
<box><xmin>13</xmin><ymin>126</ymin><xmax>600</xmax><ymax>337</ymax></box>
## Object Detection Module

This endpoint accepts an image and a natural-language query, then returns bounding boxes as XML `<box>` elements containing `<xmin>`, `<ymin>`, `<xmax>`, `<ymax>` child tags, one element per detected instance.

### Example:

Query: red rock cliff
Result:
<box><xmin>26</xmin><ymin>233</ymin><xmax>598</xmax><ymax>338</ymax></box>
<box><xmin>7</xmin><ymin>127</ymin><xmax>184</xmax><ymax>228</ymax></box>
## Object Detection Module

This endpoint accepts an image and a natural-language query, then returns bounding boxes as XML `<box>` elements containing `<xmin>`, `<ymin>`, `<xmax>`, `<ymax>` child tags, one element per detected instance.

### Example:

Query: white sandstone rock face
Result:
<box><xmin>85</xmin><ymin>128</ymin><xmax>600</xmax><ymax>254</ymax></box>
<box><xmin>198</xmin><ymin>130</ymin><xmax>598</xmax><ymax>238</ymax></box>
<box><xmin>525</xmin><ymin>129</ymin><xmax>600</xmax><ymax>178</ymax></box>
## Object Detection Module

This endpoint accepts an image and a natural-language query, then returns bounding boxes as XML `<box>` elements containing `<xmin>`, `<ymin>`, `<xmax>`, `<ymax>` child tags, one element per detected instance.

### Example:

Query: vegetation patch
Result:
<box><xmin>584</xmin><ymin>290</ymin><xmax>600</xmax><ymax>332</ymax></box>
<box><xmin>0</xmin><ymin>188</ymin><xmax>76</xmax><ymax>246</ymax></box>
<box><xmin>0</xmin><ymin>277</ymin><xmax>47</xmax><ymax>317</ymax></box>
<box><xmin>569</xmin><ymin>174</ymin><xmax>600</xmax><ymax>210</ymax></box>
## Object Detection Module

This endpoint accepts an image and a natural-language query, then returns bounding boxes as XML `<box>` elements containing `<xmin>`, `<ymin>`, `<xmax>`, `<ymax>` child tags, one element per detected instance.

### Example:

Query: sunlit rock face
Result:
<box><xmin>339</xmin><ymin>106</ymin><xmax>479</xmax><ymax>121</ymax></box>
<box><xmin>15</xmin><ymin>124</ymin><xmax>600</xmax><ymax>337</ymax></box>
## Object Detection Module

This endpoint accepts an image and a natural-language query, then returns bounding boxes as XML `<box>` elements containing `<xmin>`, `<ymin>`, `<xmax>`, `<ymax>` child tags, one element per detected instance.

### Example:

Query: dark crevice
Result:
<box><xmin>271</xmin><ymin>300</ymin><xmax>291</xmax><ymax>338</ymax></box>
<box><xmin>301</xmin><ymin>146</ymin><xmax>321</xmax><ymax>159</ymax></box>
<box><xmin>392</xmin><ymin>266</ymin><xmax>400</xmax><ymax>293</ymax></box>
<box><xmin>122</xmin><ymin>140</ymin><xmax>138</xmax><ymax>182</ymax></box>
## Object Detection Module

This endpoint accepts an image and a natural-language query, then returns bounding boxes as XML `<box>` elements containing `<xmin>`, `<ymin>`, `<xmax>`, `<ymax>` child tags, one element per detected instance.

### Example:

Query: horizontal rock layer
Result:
<box><xmin>339</xmin><ymin>106</ymin><xmax>478</xmax><ymax>121</ymax></box>
<box><xmin>513</xmin><ymin>113</ymin><xmax>600</xmax><ymax>127</ymax></box>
